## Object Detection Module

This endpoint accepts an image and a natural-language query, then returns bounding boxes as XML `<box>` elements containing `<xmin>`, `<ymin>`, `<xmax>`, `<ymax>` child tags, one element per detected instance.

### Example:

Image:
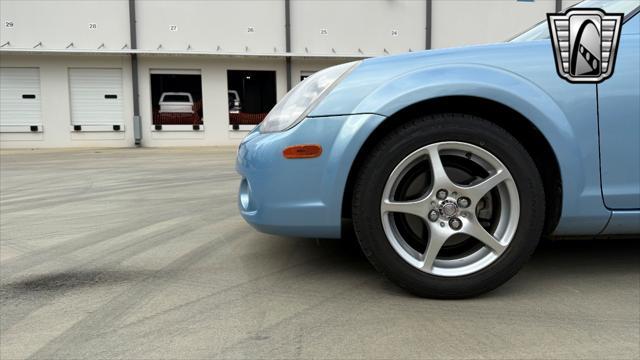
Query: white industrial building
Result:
<box><xmin>0</xmin><ymin>0</ymin><xmax>579</xmax><ymax>148</ymax></box>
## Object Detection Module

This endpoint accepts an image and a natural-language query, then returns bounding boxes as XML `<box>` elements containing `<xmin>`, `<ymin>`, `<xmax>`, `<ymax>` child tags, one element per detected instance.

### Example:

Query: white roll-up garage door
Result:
<box><xmin>69</xmin><ymin>68</ymin><xmax>123</xmax><ymax>129</ymax></box>
<box><xmin>0</xmin><ymin>67</ymin><xmax>42</xmax><ymax>132</ymax></box>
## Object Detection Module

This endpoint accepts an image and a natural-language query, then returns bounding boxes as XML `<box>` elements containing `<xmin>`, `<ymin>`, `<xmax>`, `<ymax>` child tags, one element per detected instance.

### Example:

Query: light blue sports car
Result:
<box><xmin>237</xmin><ymin>0</ymin><xmax>640</xmax><ymax>298</ymax></box>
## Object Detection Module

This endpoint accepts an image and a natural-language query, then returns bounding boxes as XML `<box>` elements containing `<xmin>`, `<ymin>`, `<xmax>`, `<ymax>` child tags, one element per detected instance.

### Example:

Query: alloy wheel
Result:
<box><xmin>380</xmin><ymin>141</ymin><xmax>520</xmax><ymax>277</ymax></box>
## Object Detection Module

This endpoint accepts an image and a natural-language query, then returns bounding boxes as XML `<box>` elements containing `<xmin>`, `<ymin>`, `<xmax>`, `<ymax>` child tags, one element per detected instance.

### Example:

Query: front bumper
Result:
<box><xmin>236</xmin><ymin>114</ymin><xmax>386</xmax><ymax>238</ymax></box>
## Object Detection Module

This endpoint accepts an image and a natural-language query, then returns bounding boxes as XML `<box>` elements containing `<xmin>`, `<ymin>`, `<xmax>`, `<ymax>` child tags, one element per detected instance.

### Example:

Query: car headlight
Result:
<box><xmin>260</xmin><ymin>61</ymin><xmax>361</xmax><ymax>133</ymax></box>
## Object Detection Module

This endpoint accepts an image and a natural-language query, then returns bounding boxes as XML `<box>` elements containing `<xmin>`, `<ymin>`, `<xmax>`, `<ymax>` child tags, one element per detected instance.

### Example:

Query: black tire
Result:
<box><xmin>352</xmin><ymin>114</ymin><xmax>545</xmax><ymax>298</ymax></box>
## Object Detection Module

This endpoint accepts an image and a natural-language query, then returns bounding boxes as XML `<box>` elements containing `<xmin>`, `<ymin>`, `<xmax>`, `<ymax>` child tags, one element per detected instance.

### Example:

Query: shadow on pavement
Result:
<box><xmin>287</xmin><ymin>235</ymin><xmax>640</xmax><ymax>298</ymax></box>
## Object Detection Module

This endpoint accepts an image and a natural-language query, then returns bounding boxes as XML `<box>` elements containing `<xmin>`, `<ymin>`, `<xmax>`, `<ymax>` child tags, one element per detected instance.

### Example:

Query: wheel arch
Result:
<box><xmin>341</xmin><ymin>96</ymin><xmax>563</xmax><ymax>235</ymax></box>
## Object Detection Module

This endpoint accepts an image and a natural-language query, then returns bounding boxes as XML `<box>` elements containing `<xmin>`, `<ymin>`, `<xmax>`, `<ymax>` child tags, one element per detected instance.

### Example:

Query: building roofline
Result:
<box><xmin>0</xmin><ymin>47</ymin><xmax>369</xmax><ymax>59</ymax></box>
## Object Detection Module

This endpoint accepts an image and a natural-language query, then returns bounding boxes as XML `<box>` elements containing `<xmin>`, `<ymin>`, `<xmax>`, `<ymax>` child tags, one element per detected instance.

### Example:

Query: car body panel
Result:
<box><xmin>237</xmin><ymin>114</ymin><xmax>386</xmax><ymax>238</ymax></box>
<box><xmin>597</xmin><ymin>17</ymin><xmax>640</xmax><ymax>210</ymax></box>
<box><xmin>238</xmin><ymin>12</ymin><xmax>640</xmax><ymax>238</ymax></box>
<box><xmin>312</xmin><ymin>40</ymin><xmax>609</xmax><ymax>235</ymax></box>
<box><xmin>602</xmin><ymin>210</ymin><xmax>640</xmax><ymax>234</ymax></box>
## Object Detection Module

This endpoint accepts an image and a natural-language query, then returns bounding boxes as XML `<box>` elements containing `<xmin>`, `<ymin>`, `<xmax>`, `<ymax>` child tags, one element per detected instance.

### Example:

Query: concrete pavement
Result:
<box><xmin>1</xmin><ymin>148</ymin><xmax>638</xmax><ymax>359</ymax></box>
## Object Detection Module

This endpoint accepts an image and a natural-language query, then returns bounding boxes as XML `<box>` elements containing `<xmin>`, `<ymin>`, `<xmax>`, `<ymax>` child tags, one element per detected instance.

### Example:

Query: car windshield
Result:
<box><xmin>510</xmin><ymin>0</ymin><xmax>639</xmax><ymax>42</ymax></box>
<box><xmin>163</xmin><ymin>95</ymin><xmax>190</xmax><ymax>102</ymax></box>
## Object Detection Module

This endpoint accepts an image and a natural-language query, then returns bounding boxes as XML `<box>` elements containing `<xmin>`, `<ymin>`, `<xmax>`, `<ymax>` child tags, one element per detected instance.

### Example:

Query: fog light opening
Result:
<box><xmin>239</xmin><ymin>178</ymin><xmax>252</xmax><ymax>211</ymax></box>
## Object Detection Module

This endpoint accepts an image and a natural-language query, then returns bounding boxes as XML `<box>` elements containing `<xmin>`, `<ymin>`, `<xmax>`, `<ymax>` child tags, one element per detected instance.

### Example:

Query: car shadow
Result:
<box><xmin>283</xmin><ymin>235</ymin><xmax>640</xmax><ymax>299</ymax></box>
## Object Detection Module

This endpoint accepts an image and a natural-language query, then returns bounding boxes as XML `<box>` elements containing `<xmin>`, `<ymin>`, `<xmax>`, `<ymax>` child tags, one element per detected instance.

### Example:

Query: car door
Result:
<box><xmin>597</xmin><ymin>12</ymin><xmax>640</xmax><ymax>210</ymax></box>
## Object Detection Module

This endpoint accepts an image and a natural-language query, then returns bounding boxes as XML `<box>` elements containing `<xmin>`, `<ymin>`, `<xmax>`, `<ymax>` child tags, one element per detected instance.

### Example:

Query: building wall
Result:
<box><xmin>135</xmin><ymin>0</ymin><xmax>285</xmax><ymax>54</ymax></box>
<box><xmin>1</xmin><ymin>0</ymin><xmax>560</xmax><ymax>55</ymax></box>
<box><xmin>0</xmin><ymin>0</ymin><xmax>130</xmax><ymax>51</ymax></box>
<box><xmin>431</xmin><ymin>0</ymin><xmax>556</xmax><ymax>48</ymax></box>
<box><xmin>137</xmin><ymin>56</ymin><xmax>287</xmax><ymax>147</ymax></box>
<box><xmin>290</xmin><ymin>0</ymin><xmax>426</xmax><ymax>56</ymax></box>
<box><xmin>0</xmin><ymin>54</ymin><xmax>134</xmax><ymax>148</ymax></box>
<box><xmin>0</xmin><ymin>53</ymin><xmax>291</xmax><ymax>147</ymax></box>
<box><xmin>1</xmin><ymin>0</ymin><xmax>588</xmax><ymax>148</ymax></box>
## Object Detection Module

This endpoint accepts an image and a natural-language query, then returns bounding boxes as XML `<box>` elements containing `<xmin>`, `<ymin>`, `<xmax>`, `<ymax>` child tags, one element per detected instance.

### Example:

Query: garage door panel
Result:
<box><xmin>69</xmin><ymin>68</ymin><xmax>123</xmax><ymax>126</ymax></box>
<box><xmin>0</xmin><ymin>68</ymin><xmax>42</xmax><ymax>127</ymax></box>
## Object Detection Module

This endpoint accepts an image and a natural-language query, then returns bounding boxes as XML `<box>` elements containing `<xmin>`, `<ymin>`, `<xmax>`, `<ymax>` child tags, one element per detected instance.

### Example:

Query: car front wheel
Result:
<box><xmin>352</xmin><ymin>114</ymin><xmax>545</xmax><ymax>298</ymax></box>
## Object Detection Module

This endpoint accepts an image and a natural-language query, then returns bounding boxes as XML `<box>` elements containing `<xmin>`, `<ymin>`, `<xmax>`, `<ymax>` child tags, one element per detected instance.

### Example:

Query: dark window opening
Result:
<box><xmin>150</xmin><ymin>73</ymin><xmax>203</xmax><ymax>126</ymax></box>
<box><xmin>227</xmin><ymin>70</ymin><xmax>277</xmax><ymax>127</ymax></box>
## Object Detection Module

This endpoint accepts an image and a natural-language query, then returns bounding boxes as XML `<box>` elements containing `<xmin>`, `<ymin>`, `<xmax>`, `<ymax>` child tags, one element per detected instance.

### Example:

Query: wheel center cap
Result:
<box><xmin>441</xmin><ymin>201</ymin><xmax>458</xmax><ymax>217</ymax></box>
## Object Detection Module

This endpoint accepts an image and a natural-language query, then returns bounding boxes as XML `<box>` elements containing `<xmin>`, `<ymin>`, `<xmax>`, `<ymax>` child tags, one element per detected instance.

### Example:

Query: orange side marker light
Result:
<box><xmin>283</xmin><ymin>144</ymin><xmax>323</xmax><ymax>159</ymax></box>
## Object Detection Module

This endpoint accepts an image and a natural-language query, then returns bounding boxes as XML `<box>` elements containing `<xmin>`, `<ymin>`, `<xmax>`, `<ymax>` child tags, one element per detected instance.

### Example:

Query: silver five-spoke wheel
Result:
<box><xmin>380</xmin><ymin>141</ymin><xmax>520</xmax><ymax>277</ymax></box>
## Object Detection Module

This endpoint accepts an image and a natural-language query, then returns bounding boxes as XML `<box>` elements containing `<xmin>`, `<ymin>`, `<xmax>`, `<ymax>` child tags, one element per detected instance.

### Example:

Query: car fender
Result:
<box><xmin>325</xmin><ymin>64</ymin><xmax>609</xmax><ymax>234</ymax></box>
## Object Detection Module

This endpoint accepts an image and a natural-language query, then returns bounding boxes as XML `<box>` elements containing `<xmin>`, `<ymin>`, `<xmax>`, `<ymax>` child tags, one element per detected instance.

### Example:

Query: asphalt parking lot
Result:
<box><xmin>1</xmin><ymin>147</ymin><xmax>638</xmax><ymax>360</ymax></box>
